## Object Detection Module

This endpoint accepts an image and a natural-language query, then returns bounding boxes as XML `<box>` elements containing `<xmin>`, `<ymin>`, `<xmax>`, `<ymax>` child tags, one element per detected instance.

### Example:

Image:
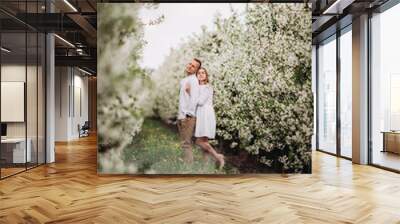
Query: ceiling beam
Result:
<box><xmin>55</xmin><ymin>55</ymin><xmax>96</xmax><ymax>71</ymax></box>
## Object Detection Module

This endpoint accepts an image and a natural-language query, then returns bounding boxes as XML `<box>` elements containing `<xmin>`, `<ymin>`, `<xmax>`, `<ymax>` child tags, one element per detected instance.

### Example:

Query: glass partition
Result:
<box><xmin>38</xmin><ymin>32</ymin><xmax>45</xmax><ymax>165</ymax></box>
<box><xmin>0</xmin><ymin>1</ymin><xmax>46</xmax><ymax>179</ymax></box>
<box><xmin>27</xmin><ymin>31</ymin><xmax>38</xmax><ymax>169</ymax></box>
<box><xmin>26</xmin><ymin>1</ymin><xmax>43</xmax><ymax>168</ymax></box>
<box><xmin>1</xmin><ymin>31</ymin><xmax>28</xmax><ymax>177</ymax></box>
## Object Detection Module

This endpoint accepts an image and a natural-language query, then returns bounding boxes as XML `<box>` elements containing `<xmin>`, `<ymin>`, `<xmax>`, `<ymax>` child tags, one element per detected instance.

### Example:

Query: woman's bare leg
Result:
<box><xmin>195</xmin><ymin>137</ymin><xmax>217</xmax><ymax>158</ymax></box>
<box><xmin>203</xmin><ymin>141</ymin><xmax>225</xmax><ymax>169</ymax></box>
<box><xmin>195</xmin><ymin>138</ymin><xmax>211</xmax><ymax>163</ymax></box>
<box><xmin>195</xmin><ymin>138</ymin><xmax>208</xmax><ymax>163</ymax></box>
<box><xmin>195</xmin><ymin>137</ymin><xmax>224</xmax><ymax>169</ymax></box>
<box><xmin>201</xmin><ymin>150</ymin><xmax>211</xmax><ymax>163</ymax></box>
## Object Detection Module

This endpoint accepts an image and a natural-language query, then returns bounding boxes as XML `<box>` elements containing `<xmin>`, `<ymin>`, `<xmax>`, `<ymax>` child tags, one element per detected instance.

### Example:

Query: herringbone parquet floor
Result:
<box><xmin>0</xmin><ymin>135</ymin><xmax>399</xmax><ymax>224</ymax></box>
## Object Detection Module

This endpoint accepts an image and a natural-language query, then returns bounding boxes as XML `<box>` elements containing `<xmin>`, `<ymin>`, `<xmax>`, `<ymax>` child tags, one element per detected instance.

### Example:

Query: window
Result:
<box><xmin>370</xmin><ymin>2</ymin><xmax>400</xmax><ymax>171</ymax></box>
<box><xmin>317</xmin><ymin>35</ymin><xmax>337</xmax><ymax>154</ymax></box>
<box><xmin>339</xmin><ymin>27</ymin><xmax>352</xmax><ymax>158</ymax></box>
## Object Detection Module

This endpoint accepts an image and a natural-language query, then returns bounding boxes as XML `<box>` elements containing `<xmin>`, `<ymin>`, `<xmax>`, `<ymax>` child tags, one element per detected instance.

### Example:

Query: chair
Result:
<box><xmin>79</xmin><ymin>121</ymin><xmax>90</xmax><ymax>138</ymax></box>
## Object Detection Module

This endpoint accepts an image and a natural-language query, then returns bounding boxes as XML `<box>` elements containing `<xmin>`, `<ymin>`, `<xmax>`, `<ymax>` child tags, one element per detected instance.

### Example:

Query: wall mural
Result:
<box><xmin>97</xmin><ymin>3</ymin><xmax>312</xmax><ymax>174</ymax></box>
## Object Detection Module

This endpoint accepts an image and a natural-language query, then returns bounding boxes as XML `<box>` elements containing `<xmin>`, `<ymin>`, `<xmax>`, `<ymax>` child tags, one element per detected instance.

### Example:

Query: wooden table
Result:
<box><xmin>381</xmin><ymin>131</ymin><xmax>400</xmax><ymax>154</ymax></box>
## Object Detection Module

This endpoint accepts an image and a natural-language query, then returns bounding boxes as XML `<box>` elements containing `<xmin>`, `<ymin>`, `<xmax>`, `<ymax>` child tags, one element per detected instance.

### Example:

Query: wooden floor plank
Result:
<box><xmin>0</xmin><ymin>134</ymin><xmax>399</xmax><ymax>223</ymax></box>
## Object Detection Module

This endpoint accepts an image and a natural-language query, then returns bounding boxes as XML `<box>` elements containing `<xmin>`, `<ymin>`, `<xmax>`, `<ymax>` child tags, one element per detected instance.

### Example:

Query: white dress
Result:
<box><xmin>195</xmin><ymin>84</ymin><xmax>216</xmax><ymax>139</ymax></box>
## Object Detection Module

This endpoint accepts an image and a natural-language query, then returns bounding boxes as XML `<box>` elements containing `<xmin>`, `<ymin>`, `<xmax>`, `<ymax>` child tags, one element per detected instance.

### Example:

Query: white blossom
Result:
<box><xmin>152</xmin><ymin>4</ymin><xmax>312</xmax><ymax>172</ymax></box>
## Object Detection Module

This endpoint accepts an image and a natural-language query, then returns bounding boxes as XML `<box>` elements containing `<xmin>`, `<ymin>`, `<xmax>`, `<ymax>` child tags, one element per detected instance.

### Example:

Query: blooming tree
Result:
<box><xmin>97</xmin><ymin>3</ymin><xmax>154</xmax><ymax>172</ymax></box>
<box><xmin>152</xmin><ymin>4</ymin><xmax>312</xmax><ymax>173</ymax></box>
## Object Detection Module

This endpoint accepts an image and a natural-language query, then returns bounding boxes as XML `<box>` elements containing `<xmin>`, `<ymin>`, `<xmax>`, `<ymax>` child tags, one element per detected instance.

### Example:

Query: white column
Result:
<box><xmin>46</xmin><ymin>33</ymin><xmax>55</xmax><ymax>163</ymax></box>
<box><xmin>352</xmin><ymin>14</ymin><xmax>369</xmax><ymax>164</ymax></box>
<box><xmin>45</xmin><ymin>1</ymin><xmax>55</xmax><ymax>163</ymax></box>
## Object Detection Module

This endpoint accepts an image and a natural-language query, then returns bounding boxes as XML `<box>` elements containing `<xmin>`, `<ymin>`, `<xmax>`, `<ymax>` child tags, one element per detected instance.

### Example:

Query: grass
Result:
<box><xmin>122</xmin><ymin>118</ymin><xmax>238</xmax><ymax>174</ymax></box>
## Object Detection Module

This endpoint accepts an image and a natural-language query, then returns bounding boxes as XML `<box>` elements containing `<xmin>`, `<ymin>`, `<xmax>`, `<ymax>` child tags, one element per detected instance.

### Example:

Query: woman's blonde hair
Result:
<box><xmin>197</xmin><ymin>67</ymin><xmax>209</xmax><ymax>84</ymax></box>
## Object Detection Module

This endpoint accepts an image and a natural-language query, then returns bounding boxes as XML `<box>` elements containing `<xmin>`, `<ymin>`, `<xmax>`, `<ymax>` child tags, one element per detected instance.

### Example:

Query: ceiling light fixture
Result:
<box><xmin>76</xmin><ymin>48</ymin><xmax>85</xmax><ymax>55</ymax></box>
<box><xmin>63</xmin><ymin>0</ymin><xmax>78</xmax><ymax>12</ymax></box>
<box><xmin>54</xmin><ymin>34</ymin><xmax>75</xmax><ymax>48</ymax></box>
<box><xmin>1</xmin><ymin>47</ymin><xmax>11</xmax><ymax>53</ymax></box>
<box><xmin>78</xmin><ymin>67</ymin><xmax>93</xmax><ymax>76</ymax></box>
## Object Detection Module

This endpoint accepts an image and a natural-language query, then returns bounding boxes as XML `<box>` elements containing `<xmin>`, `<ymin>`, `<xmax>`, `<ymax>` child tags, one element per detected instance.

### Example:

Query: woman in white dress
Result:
<box><xmin>192</xmin><ymin>67</ymin><xmax>225</xmax><ymax>169</ymax></box>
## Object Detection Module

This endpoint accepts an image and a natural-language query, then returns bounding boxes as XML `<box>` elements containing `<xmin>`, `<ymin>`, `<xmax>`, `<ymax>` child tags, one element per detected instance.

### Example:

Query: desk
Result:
<box><xmin>1</xmin><ymin>138</ymin><xmax>31</xmax><ymax>163</ymax></box>
<box><xmin>382</xmin><ymin>131</ymin><xmax>400</xmax><ymax>154</ymax></box>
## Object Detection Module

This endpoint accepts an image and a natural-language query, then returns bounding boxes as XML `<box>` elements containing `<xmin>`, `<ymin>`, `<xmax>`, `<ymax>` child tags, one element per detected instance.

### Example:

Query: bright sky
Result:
<box><xmin>138</xmin><ymin>3</ymin><xmax>247</xmax><ymax>70</ymax></box>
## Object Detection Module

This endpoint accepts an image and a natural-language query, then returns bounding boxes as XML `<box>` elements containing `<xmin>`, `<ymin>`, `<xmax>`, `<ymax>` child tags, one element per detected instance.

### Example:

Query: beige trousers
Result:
<box><xmin>177</xmin><ymin>117</ymin><xmax>196</xmax><ymax>163</ymax></box>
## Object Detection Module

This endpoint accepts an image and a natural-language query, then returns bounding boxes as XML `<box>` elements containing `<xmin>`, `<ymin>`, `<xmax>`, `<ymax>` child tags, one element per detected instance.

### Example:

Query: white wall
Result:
<box><xmin>55</xmin><ymin>67</ymin><xmax>70</xmax><ymax>141</ymax></box>
<box><xmin>72</xmin><ymin>73</ymin><xmax>89</xmax><ymax>138</ymax></box>
<box><xmin>1</xmin><ymin>65</ymin><xmax>40</xmax><ymax>138</ymax></box>
<box><xmin>55</xmin><ymin>67</ymin><xmax>89</xmax><ymax>141</ymax></box>
<box><xmin>1</xmin><ymin>65</ymin><xmax>26</xmax><ymax>139</ymax></box>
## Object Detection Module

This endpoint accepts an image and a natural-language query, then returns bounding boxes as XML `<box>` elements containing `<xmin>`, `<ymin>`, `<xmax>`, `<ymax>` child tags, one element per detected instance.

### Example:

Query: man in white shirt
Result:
<box><xmin>177</xmin><ymin>58</ymin><xmax>201</xmax><ymax>163</ymax></box>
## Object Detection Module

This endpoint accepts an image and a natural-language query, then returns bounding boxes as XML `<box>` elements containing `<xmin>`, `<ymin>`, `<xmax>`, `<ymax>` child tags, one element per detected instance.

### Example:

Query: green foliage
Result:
<box><xmin>122</xmin><ymin>119</ymin><xmax>236</xmax><ymax>174</ymax></box>
<box><xmin>98</xmin><ymin>3</ymin><xmax>153</xmax><ymax>153</ymax></box>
